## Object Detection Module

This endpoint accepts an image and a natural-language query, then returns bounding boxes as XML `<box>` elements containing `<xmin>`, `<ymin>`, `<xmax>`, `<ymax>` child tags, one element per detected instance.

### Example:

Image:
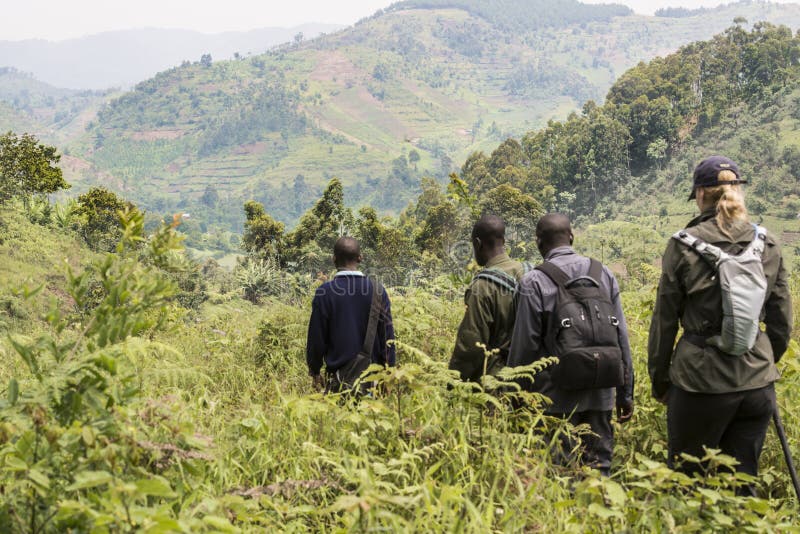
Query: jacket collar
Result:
<box><xmin>484</xmin><ymin>253</ymin><xmax>511</xmax><ymax>269</ymax></box>
<box><xmin>686</xmin><ymin>207</ymin><xmax>716</xmax><ymax>228</ymax></box>
<box><xmin>544</xmin><ymin>246</ymin><xmax>576</xmax><ymax>261</ymax></box>
<box><xmin>335</xmin><ymin>270</ymin><xmax>365</xmax><ymax>277</ymax></box>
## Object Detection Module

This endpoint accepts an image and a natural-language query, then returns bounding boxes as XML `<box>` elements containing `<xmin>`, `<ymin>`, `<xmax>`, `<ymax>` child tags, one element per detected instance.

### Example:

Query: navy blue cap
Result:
<box><xmin>689</xmin><ymin>156</ymin><xmax>746</xmax><ymax>200</ymax></box>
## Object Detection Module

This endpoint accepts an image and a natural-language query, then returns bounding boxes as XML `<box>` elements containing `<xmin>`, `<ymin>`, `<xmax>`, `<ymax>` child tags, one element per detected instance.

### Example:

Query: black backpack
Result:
<box><xmin>536</xmin><ymin>259</ymin><xmax>624</xmax><ymax>390</ymax></box>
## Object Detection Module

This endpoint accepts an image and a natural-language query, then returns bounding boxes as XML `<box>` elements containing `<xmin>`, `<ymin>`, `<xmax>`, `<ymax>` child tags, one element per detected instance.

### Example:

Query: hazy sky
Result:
<box><xmin>2</xmin><ymin>0</ymin><xmax>798</xmax><ymax>41</ymax></box>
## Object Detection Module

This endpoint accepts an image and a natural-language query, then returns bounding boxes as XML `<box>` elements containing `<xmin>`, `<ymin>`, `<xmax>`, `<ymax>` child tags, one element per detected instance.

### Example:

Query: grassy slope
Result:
<box><xmin>1</xmin><ymin>205</ymin><xmax>798</xmax><ymax>530</ymax></box>
<box><xmin>0</xmin><ymin>208</ymin><xmax>97</xmax><ymax>381</ymax></box>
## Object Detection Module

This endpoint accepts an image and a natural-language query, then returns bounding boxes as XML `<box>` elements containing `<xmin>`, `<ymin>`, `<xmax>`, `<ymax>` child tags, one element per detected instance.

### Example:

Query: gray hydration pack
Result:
<box><xmin>672</xmin><ymin>224</ymin><xmax>768</xmax><ymax>356</ymax></box>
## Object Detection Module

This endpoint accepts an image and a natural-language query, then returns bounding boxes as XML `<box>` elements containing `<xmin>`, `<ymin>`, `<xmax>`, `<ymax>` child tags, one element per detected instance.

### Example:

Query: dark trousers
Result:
<box><xmin>552</xmin><ymin>410</ymin><xmax>614</xmax><ymax>476</ymax></box>
<box><xmin>667</xmin><ymin>384</ymin><xmax>775</xmax><ymax>481</ymax></box>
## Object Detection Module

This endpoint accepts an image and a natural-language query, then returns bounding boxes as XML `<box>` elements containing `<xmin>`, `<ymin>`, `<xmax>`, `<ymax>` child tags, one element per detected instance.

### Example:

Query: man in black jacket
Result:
<box><xmin>306</xmin><ymin>237</ymin><xmax>395</xmax><ymax>392</ymax></box>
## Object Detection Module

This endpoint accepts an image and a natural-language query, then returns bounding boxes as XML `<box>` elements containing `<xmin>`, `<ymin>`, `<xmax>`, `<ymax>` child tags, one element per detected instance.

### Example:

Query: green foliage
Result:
<box><xmin>53</xmin><ymin>199</ymin><xmax>79</xmax><ymax>231</ymax></box>
<box><xmin>0</xmin><ymin>205</ymin><xmax>799</xmax><ymax>530</ymax></box>
<box><xmin>241</xmin><ymin>200</ymin><xmax>285</xmax><ymax>261</ymax></box>
<box><xmin>235</xmin><ymin>258</ymin><xmax>283</xmax><ymax>305</ymax></box>
<box><xmin>0</xmin><ymin>132</ymin><xmax>67</xmax><ymax>205</ymax></box>
<box><xmin>479</xmin><ymin>183</ymin><xmax>543</xmax><ymax>257</ymax></box>
<box><xmin>74</xmin><ymin>187</ymin><xmax>136</xmax><ymax>252</ymax></box>
<box><xmin>0</xmin><ymin>209</ymin><xmax>215</xmax><ymax>532</ymax></box>
<box><xmin>285</xmin><ymin>178</ymin><xmax>354</xmax><ymax>272</ymax></box>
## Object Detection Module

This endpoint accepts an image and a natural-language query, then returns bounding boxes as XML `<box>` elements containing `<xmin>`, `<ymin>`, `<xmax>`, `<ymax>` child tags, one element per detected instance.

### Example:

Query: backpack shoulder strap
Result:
<box><xmin>362</xmin><ymin>280</ymin><xmax>384</xmax><ymax>358</ymax></box>
<box><xmin>587</xmin><ymin>258</ymin><xmax>603</xmax><ymax>284</ymax></box>
<box><xmin>474</xmin><ymin>268</ymin><xmax>518</xmax><ymax>293</ymax></box>
<box><xmin>749</xmin><ymin>224</ymin><xmax>768</xmax><ymax>256</ymax></box>
<box><xmin>535</xmin><ymin>261</ymin><xmax>570</xmax><ymax>288</ymax></box>
<box><xmin>672</xmin><ymin>229</ymin><xmax>725</xmax><ymax>266</ymax></box>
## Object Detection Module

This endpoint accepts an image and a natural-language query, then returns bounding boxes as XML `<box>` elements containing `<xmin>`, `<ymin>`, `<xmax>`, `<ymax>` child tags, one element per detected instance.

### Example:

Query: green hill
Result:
<box><xmin>2</xmin><ymin>19</ymin><xmax>800</xmax><ymax>530</ymax></box>
<box><xmin>8</xmin><ymin>1</ymin><xmax>800</xmax><ymax>235</ymax></box>
<box><xmin>0</xmin><ymin>67</ymin><xmax>110</xmax><ymax>146</ymax></box>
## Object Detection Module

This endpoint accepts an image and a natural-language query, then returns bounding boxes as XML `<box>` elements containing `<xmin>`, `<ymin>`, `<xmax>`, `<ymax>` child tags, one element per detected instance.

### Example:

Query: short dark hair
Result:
<box><xmin>472</xmin><ymin>214</ymin><xmax>506</xmax><ymax>246</ymax></box>
<box><xmin>333</xmin><ymin>236</ymin><xmax>361</xmax><ymax>266</ymax></box>
<box><xmin>536</xmin><ymin>213</ymin><xmax>571</xmax><ymax>249</ymax></box>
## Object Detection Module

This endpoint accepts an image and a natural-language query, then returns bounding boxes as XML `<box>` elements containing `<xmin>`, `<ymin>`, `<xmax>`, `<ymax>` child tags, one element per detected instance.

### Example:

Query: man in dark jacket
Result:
<box><xmin>306</xmin><ymin>237</ymin><xmax>395</xmax><ymax>392</ymax></box>
<box><xmin>449</xmin><ymin>215</ymin><xmax>526</xmax><ymax>382</ymax></box>
<box><xmin>508</xmin><ymin>213</ymin><xmax>634</xmax><ymax>476</ymax></box>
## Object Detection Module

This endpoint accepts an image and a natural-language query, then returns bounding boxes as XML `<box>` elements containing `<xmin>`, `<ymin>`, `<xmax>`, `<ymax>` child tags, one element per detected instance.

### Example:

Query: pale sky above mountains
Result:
<box><xmin>2</xmin><ymin>0</ymin><xmax>798</xmax><ymax>41</ymax></box>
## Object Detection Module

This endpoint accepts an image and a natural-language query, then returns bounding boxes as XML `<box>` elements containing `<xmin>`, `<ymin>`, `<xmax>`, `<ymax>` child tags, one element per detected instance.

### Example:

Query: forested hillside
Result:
<box><xmin>20</xmin><ymin>0</ymin><xmax>798</xmax><ymax>240</ymax></box>
<box><xmin>2</xmin><ymin>18</ymin><xmax>800</xmax><ymax>530</ymax></box>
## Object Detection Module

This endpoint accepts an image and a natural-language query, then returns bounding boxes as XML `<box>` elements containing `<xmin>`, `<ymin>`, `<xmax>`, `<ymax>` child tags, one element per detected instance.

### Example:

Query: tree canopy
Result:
<box><xmin>0</xmin><ymin>132</ymin><xmax>68</xmax><ymax>204</ymax></box>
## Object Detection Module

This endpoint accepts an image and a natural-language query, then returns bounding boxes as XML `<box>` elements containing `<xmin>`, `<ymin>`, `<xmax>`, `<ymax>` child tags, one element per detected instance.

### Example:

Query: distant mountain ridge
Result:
<box><xmin>0</xmin><ymin>25</ymin><xmax>343</xmax><ymax>90</ymax></box>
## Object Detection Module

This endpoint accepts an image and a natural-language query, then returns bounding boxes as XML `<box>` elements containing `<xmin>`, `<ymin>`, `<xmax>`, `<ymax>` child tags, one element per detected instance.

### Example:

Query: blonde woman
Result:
<box><xmin>648</xmin><ymin>156</ymin><xmax>792</xmax><ymax>493</ymax></box>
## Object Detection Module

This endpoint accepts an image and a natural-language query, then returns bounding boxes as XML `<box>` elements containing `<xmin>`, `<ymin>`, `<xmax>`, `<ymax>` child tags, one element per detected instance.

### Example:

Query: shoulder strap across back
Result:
<box><xmin>588</xmin><ymin>258</ymin><xmax>603</xmax><ymax>284</ymax></box>
<box><xmin>474</xmin><ymin>268</ymin><xmax>518</xmax><ymax>292</ymax></box>
<box><xmin>362</xmin><ymin>279</ymin><xmax>384</xmax><ymax>359</ymax></box>
<box><xmin>535</xmin><ymin>261</ymin><xmax>570</xmax><ymax>287</ymax></box>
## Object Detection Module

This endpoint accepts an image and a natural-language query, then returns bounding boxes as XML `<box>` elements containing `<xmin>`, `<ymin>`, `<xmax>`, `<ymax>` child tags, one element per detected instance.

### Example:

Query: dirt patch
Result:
<box><xmin>609</xmin><ymin>262</ymin><xmax>629</xmax><ymax>278</ymax></box>
<box><xmin>781</xmin><ymin>230</ymin><xmax>800</xmax><ymax>246</ymax></box>
<box><xmin>131</xmin><ymin>130</ymin><xmax>185</xmax><ymax>141</ymax></box>
<box><xmin>310</xmin><ymin>51</ymin><xmax>363</xmax><ymax>85</ymax></box>
<box><xmin>232</xmin><ymin>141</ymin><xmax>269</xmax><ymax>155</ymax></box>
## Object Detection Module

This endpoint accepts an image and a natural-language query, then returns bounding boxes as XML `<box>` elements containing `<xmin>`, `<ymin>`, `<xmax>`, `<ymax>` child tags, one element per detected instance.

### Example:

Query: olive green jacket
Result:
<box><xmin>449</xmin><ymin>254</ymin><xmax>525</xmax><ymax>382</ymax></box>
<box><xmin>648</xmin><ymin>209</ymin><xmax>792</xmax><ymax>398</ymax></box>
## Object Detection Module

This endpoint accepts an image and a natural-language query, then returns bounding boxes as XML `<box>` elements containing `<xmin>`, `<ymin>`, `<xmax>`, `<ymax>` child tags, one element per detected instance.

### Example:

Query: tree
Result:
<box><xmin>200</xmin><ymin>54</ymin><xmax>213</xmax><ymax>67</ymax></box>
<box><xmin>242</xmin><ymin>200</ymin><xmax>285</xmax><ymax>261</ymax></box>
<box><xmin>414</xmin><ymin>202</ymin><xmax>458</xmax><ymax>255</ymax></box>
<box><xmin>355</xmin><ymin>206</ymin><xmax>381</xmax><ymax>252</ymax></box>
<box><xmin>646</xmin><ymin>138</ymin><xmax>668</xmax><ymax>168</ymax></box>
<box><xmin>391</xmin><ymin>155</ymin><xmax>413</xmax><ymax>184</ymax></box>
<box><xmin>0</xmin><ymin>132</ymin><xmax>68</xmax><ymax>205</ymax></box>
<box><xmin>488</xmin><ymin>138</ymin><xmax>525</xmax><ymax>174</ymax></box>
<box><xmin>74</xmin><ymin>187</ymin><xmax>136</xmax><ymax>251</ymax></box>
<box><xmin>285</xmin><ymin>178</ymin><xmax>353</xmax><ymax>271</ymax></box>
<box><xmin>408</xmin><ymin>149</ymin><xmax>421</xmax><ymax>170</ymax></box>
<box><xmin>200</xmin><ymin>184</ymin><xmax>219</xmax><ymax>208</ymax></box>
<box><xmin>479</xmin><ymin>183</ymin><xmax>543</xmax><ymax>256</ymax></box>
<box><xmin>372</xmin><ymin>63</ymin><xmax>390</xmax><ymax>82</ymax></box>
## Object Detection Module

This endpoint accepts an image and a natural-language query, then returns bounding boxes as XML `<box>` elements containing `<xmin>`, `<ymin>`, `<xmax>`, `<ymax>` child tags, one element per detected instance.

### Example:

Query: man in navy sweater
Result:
<box><xmin>306</xmin><ymin>237</ymin><xmax>396</xmax><ymax>392</ymax></box>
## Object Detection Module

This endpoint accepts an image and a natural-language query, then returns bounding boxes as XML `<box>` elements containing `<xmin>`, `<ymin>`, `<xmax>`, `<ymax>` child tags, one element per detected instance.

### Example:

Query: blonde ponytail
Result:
<box><xmin>700</xmin><ymin>170</ymin><xmax>749</xmax><ymax>231</ymax></box>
